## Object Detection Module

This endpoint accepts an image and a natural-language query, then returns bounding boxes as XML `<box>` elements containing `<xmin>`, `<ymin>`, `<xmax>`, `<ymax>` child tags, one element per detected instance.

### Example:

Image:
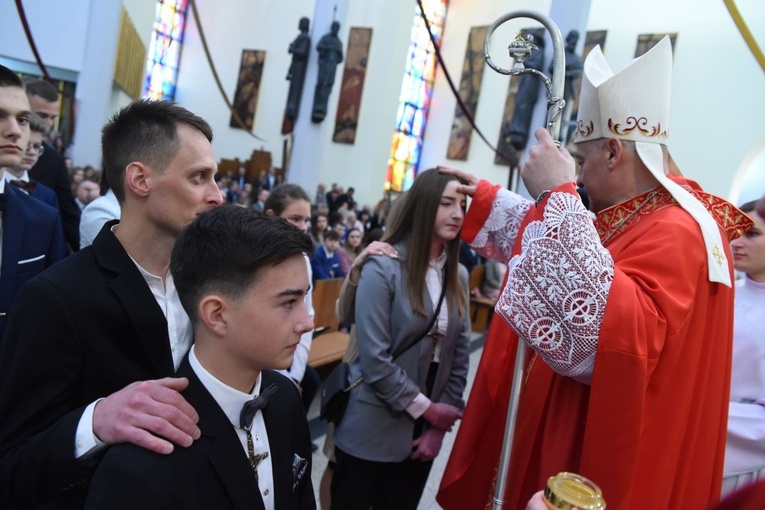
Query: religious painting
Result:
<box><xmin>230</xmin><ymin>49</ymin><xmax>266</xmax><ymax>131</ymax></box>
<box><xmin>564</xmin><ymin>30</ymin><xmax>608</xmax><ymax>145</ymax></box>
<box><xmin>333</xmin><ymin>27</ymin><xmax>373</xmax><ymax>144</ymax></box>
<box><xmin>635</xmin><ymin>33</ymin><xmax>677</xmax><ymax>57</ymax></box>
<box><xmin>446</xmin><ymin>25</ymin><xmax>488</xmax><ymax>160</ymax></box>
<box><xmin>494</xmin><ymin>28</ymin><xmax>543</xmax><ymax>165</ymax></box>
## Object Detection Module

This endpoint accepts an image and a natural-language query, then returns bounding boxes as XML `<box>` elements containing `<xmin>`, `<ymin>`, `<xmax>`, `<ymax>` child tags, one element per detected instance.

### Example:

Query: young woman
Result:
<box><xmin>264</xmin><ymin>184</ymin><xmax>320</xmax><ymax>415</ymax></box>
<box><xmin>337</xmin><ymin>227</ymin><xmax>362</xmax><ymax>276</ymax></box>
<box><xmin>310</xmin><ymin>212</ymin><xmax>330</xmax><ymax>249</ymax></box>
<box><xmin>331</xmin><ymin>168</ymin><xmax>471</xmax><ymax>509</ymax></box>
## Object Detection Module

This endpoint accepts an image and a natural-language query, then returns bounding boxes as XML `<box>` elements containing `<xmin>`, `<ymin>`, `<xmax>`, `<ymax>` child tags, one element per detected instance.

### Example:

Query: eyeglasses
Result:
<box><xmin>26</xmin><ymin>143</ymin><xmax>44</xmax><ymax>156</ymax></box>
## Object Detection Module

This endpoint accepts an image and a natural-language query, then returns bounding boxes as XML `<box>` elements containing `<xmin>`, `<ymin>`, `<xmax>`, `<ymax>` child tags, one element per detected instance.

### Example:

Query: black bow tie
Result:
<box><xmin>10</xmin><ymin>180</ymin><xmax>36</xmax><ymax>193</ymax></box>
<box><xmin>239</xmin><ymin>383</ymin><xmax>278</xmax><ymax>430</ymax></box>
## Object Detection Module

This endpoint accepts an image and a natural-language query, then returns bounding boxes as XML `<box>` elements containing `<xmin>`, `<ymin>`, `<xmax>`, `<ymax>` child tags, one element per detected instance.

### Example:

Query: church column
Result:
<box><xmin>69</xmin><ymin>0</ymin><xmax>123</xmax><ymax>167</ymax></box>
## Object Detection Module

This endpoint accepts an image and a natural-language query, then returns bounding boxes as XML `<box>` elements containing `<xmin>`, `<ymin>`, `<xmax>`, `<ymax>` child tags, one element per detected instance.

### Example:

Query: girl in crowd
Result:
<box><xmin>310</xmin><ymin>212</ymin><xmax>330</xmax><ymax>249</ymax></box>
<box><xmin>331</xmin><ymin>168</ymin><xmax>472</xmax><ymax>509</ymax></box>
<box><xmin>337</xmin><ymin>227</ymin><xmax>362</xmax><ymax>276</ymax></box>
<box><xmin>263</xmin><ymin>184</ymin><xmax>321</xmax><ymax>415</ymax></box>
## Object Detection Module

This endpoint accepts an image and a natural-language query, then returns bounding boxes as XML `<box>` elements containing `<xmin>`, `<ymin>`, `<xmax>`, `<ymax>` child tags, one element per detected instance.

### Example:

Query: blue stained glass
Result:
<box><xmin>143</xmin><ymin>0</ymin><xmax>188</xmax><ymax>100</ymax></box>
<box><xmin>386</xmin><ymin>0</ymin><xmax>448</xmax><ymax>192</ymax></box>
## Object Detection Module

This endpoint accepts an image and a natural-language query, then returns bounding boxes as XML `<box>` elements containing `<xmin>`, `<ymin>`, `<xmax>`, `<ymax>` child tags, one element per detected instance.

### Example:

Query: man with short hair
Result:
<box><xmin>0</xmin><ymin>65</ymin><xmax>65</xmax><ymax>342</ymax></box>
<box><xmin>86</xmin><ymin>207</ymin><xmax>316</xmax><ymax>509</ymax></box>
<box><xmin>0</xmin><ymin>98</ymin><xmax>223</xmax><ymax>509</ymax></box>
<box><xmin>25</xmin><ymin>79</ymin><xmax>81</xmax><ymax>250</ymax></box>
<box><xmin>74</xmin><ymin>180</ymin><xmax>100</xmax><ymax>210</ymax></box>
<box><xmin>438</xmin><ymin>37</ymin><xmax>753</xmax><ymax>509</ymax></box>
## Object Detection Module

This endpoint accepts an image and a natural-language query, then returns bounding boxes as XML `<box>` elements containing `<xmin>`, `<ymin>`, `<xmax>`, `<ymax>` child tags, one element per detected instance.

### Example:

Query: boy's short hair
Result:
<box><xmin>324</xmin><ymin>230</ymin><xmax>341</xmax><ymax>242</ymax></box>
<box><xmin>171</xmin><ymin>206</ymin><xmax>313</xmax><ymax>324</ymax></box>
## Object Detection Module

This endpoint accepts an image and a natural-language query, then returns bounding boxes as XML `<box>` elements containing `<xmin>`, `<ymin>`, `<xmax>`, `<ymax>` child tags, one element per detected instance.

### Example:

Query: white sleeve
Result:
<box><xmin>469</xmin><ymin>187</ymin><xmax>533</xmax><ymax>263</ymax></box>
<box><xmin>498</xmin><ymin>191</ymin><xmax>613</xmax><ymax>380</ymax></box>
<box><xmin>74</xmin><ymin>399</ymin><xmax>106</xmax><ymax>458</ymax></box>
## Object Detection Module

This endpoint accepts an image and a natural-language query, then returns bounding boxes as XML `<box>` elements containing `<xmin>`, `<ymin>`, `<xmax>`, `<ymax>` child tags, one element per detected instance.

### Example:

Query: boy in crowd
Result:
<box><xmin>312</xmin><ymin>229</ymin><xmax>344</xmax><ymax>280</ymax></box>
<box><xmin>2</xmin><ymin>112</ymin><xmax>60</xmax><ymax>212</ymax></box>
<box><xmin>86</xmin><ymin>207</ymin><xmax>316</xmax><ymax>509</ymax></box>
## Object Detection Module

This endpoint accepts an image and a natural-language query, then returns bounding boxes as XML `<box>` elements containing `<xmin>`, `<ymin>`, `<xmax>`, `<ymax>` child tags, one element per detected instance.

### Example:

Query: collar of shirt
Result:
<box><xmin>429</xmin><ymin>250</ymin><xmax>447</xmax><ymax>271</ymax></box>
<box><xmin>2</xmin><ymin>171</ymin><xmax>29</xmax><ymax>183</ymax></box>
<box><xmin>189</xmin><ymin>345</ymin><xmax>262</xmax><ymax>427</ymax></box>
<box><xmin>189</xmin><ymin>347</ymin><xmax>275</xmax><ymax>509</ymax></box>
<box><xmin>0</xmin><ymin>175</ymin><xmax>5</xmax><ymax>194</ymax></box>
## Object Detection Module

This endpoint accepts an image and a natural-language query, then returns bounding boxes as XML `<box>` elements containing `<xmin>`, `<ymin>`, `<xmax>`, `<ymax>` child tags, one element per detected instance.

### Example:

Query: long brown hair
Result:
<box><xmin>383</xmin><ymin>168</ymin><xmax>466</xmax><ymax>316</ymax></box>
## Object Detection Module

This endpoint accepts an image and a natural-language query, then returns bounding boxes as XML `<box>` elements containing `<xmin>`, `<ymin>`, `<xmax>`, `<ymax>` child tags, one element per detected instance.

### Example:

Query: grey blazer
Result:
<box><xmin>333</xmin><ymin>245</ymin><xmax>471</xmax><ymax>462</ymax></box>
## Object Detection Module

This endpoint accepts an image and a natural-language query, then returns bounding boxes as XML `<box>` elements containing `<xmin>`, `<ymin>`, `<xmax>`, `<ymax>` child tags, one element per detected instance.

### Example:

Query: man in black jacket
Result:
<box><xmin>26</xmin><ymin>79</ymin><xmax>81</xmax><ymax>251</ymax></box>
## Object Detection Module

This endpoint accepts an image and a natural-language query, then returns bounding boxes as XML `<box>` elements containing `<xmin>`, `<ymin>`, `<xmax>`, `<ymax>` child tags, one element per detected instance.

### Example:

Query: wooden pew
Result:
<box><xmin>469</xmin><ymin>264</ymin><xmax>497</xmax><ymax>333</ymax></box>
<box><xmin>307</xmin><ymin>278</ymin><xmax>350</xmax><ymax>368</ymax></box>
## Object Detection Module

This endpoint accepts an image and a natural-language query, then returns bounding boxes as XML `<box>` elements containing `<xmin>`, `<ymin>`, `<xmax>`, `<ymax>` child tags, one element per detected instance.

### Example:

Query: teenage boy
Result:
<box><xmin>86</xmin><ymin>207</ymin><xmax>316</xmax><ymax>509</ymax></box>
<box><xmin>311</xmin><ymin>229</ymin><xmax>344</xmax><ymax>280</ymax></box>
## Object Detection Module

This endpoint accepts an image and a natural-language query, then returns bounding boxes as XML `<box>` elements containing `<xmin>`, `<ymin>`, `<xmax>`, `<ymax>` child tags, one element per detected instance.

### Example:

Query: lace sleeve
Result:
<box><xmin>470</xmin><ymin>188</ymin><xmax>533</xmax><ymax>263</ymax></box>
<box><xmin>498</xmin><ymin>191</ymin><xmax>614</xmax><ymax>379</ymax></box>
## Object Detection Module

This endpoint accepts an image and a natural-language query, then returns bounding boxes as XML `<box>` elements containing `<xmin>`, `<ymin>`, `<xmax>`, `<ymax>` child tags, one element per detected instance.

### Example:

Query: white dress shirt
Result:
<box><xmin>189</xmin><ymin>346</ymin><xmax>275</xmax><ymax>509</ymax></box>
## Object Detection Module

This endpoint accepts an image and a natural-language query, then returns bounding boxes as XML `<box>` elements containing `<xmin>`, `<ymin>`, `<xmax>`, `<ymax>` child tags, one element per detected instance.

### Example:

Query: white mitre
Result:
<box><xmin>575</xmin><ymin>36</ymin><xmax>731</xmax><ymax>286</ymax></box>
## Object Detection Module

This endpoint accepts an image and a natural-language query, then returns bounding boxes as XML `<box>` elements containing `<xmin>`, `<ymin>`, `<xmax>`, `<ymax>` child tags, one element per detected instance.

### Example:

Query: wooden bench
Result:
<box><xmin>307</xmin><ymin>278</ymin><xmax>350</xmax><ymax>368</ymax></box>
<box><xmin>469</xmin><ymin>265</ymin><xmax>497</xmax><ymax>333</ymax></box>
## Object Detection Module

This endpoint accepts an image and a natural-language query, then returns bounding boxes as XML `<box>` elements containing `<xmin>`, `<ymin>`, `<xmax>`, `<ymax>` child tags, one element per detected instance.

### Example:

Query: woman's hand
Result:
<box><xmin>410</xmin><ymin>427</ymin><xmax>445</xmax><ymax>462</ymax></box>
<box><xmin>347</xmin><ymin>241</ymin><xmax>398</xmax><ymax>285</ymax></box>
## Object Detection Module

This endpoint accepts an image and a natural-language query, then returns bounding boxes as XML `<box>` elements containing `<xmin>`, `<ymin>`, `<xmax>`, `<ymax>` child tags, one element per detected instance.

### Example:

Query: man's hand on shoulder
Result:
<box><xmin>92</xmin><ymin>377</ymin><xmax>200</xmax><ymax>454</ymax></box>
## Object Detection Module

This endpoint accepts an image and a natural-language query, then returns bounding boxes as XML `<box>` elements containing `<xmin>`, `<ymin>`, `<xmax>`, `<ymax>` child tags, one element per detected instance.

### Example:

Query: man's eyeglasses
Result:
<box><xmin>26</xmin><ymin>143</ymin><xmax>44</xmax><ymax>156</ymax></box>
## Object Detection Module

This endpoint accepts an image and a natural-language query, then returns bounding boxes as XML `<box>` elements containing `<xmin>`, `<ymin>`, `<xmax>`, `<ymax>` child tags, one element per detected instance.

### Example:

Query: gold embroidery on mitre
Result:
<box><xmin>577</xmin><ymin>120</ymin><xmax>594</xmax><ymax>137</ymax></box>
<box><xmin>712</xmin><ymin>244</ymin><xmax>726</xmax><ymax>266</ymax></box>
<box><xmin>607</xmin><ymin>116</ymin><xmax>668</xmax><ymax>139</ymax></box>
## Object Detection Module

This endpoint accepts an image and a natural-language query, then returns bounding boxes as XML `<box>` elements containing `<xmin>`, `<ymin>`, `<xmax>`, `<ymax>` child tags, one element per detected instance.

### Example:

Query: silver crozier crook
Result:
<box><xmin>483</xmin><ymin>10</ymin><xmax>567</xmax><ymax>509</ymax></box>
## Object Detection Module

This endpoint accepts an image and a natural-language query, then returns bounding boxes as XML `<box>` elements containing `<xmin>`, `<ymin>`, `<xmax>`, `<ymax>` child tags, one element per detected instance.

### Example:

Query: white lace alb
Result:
<box><xmin>472</xmin><ymin>189</ymin><xmax>614</xmax><ymax>379</ymax></box>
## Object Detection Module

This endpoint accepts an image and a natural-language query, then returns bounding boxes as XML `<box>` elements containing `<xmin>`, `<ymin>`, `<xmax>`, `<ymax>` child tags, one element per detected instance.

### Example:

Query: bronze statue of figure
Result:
<box><xmin>311</xmin><ymin>21</ymin><xmax>344</xmax><ymax>123</ymax></box>
<box><xmin>285</xmin><ymin>17</ymin><xmax>311</xmax><ymax>122</ymax></box>
<box><xmin>507</xmin><ymin>32</ymin><xmax>546</xmax><ymax>151</ymax></box>
<box><xmin>556</xmin><ymin>30</ymin><xmax>584</xmax><ymax>145</ymax></box>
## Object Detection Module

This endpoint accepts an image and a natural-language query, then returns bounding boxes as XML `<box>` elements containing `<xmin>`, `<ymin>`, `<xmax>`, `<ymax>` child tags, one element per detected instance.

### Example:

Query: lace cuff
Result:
<box><xmin>498</xmin><ymin>190</ymin><xmax>614</xmax><ymax>378</ymax></box>
<box><xmin>469</xmin><ymin>187</ymin><xmax>533</xmax><ymax>263</ymax></box>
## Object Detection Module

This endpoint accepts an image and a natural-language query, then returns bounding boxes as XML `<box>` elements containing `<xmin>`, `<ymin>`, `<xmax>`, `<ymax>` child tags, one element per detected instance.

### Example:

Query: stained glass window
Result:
<box><xmin>385</xmin><ymin>0</ymin><xmax>448</xmax><ymax>192</ymax></box>
<box><xmin>143</xmin><ymin>0</ymin><xmax>189</xmax><ymax>100</ymax></box>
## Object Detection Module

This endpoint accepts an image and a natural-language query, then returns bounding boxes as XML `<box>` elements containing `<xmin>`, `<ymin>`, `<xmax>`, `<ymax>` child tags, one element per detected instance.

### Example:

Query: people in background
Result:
<box><xmin>312</xmin><ymin>229</ymin><xmax>344</xmax><ymax>281</ymax></box>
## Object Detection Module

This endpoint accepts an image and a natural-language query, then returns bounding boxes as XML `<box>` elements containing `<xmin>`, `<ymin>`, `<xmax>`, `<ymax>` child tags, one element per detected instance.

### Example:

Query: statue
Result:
<box><xmin>507</xmin><ymin>32</ymin><xmax>546</xmax><ymax>151</ymax></box>
<box><xmin>557</xmin><ymin>30</ymin><xmax>584</xmax><ymax>106</ymax></box>
<box><xmin>555</xmin><ymin>30</ymin><xmax>584</xmax><ymax>145</ymax></box>
<box><xmin>311</xmin><ymin>21</ymin><xmax>344</xmax><ymax>123</ymax></box>
<box><xmin>285</xmin><ymin>17</ymin><xmax>311</xmax><ymax>123</ymax></box>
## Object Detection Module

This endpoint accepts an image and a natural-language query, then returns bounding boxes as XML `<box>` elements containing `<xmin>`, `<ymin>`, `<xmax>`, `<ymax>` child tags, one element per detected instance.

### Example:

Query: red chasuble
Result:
<box><xmin>438</xmin><ymin>177</ymin><xmax>752</xmax><ymax>510</ymax></box>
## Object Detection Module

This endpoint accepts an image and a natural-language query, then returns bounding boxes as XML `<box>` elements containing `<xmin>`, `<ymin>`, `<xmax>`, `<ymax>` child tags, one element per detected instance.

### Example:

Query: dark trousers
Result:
<box><xmin>331</xmin><ymin>446</ymin><xmax>433</xmax><ymax>510</ymax></box>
